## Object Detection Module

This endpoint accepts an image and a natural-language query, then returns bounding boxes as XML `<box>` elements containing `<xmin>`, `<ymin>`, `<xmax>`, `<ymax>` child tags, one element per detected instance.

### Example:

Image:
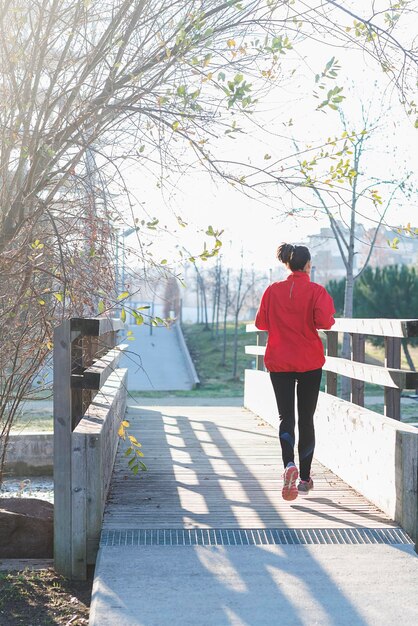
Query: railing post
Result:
<box><xmin>72</xmin><ymin>335</ymin><xmax>84</xmax><ymax>429</ymax></box>
<box><xmin>53</xmin><ymin>320</ymin><xmax>75</xmax><ymax>578</ymax></box>
<box><xmin>351</xmin><ymin>333</ymin><xmax>365</xmax><ymax>406</ymax></box>
<box><xmin>256</xmin><ymin>331</ymin><xmax>267</xmax><ymax>371</ymax></box>
<box><xmin>384</xmin><ymin>337</ymin><xmax>401</xmax><ymax>420</ymax></box>
<box><xmin>325</xmin><ymin>331</ymin><xmax>338</xmax><ymax>396</ymax></box>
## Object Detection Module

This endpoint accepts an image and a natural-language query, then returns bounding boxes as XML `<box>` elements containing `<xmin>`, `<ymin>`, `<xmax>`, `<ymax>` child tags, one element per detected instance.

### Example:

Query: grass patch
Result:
<box><xmin>178</xmin><ymin>322</ymin><xmax>254</xmax><ymax>397</ymax></box>
<box><xmin>0</xmin><ymin>568</ymin><xmax>92</xmax><ymax>625</ymax></box>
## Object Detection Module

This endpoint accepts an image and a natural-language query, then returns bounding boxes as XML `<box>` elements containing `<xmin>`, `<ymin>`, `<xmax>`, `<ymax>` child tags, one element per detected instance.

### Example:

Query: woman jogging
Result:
<box><xmin>255</xmin><ymin>243</ymin><xmax>335</xmax><ymax>501</ymax></box>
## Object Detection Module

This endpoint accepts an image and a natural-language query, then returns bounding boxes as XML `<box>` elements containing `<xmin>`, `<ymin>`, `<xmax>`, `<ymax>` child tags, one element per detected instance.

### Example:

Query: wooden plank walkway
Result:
<box><xmin>103</xmin><ymin>404</ymin><xmax>397</xmax><ymax>532</ymax></box>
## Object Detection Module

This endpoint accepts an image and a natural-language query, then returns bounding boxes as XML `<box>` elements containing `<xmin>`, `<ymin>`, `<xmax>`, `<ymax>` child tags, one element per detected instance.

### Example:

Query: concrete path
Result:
<box><xmin>89</xmin><ymin>404</ymin><xmax>418</xmax><ymax>625</ymax></box>
<box><xmin>120</xmin><ymin>324</ymin><xmax>197</xmax><ymax>391</ymax></box>
<box><xmin>90</xmin><ymin>543</ymin><xmax>418</xmax><ymax>626</ymax></box>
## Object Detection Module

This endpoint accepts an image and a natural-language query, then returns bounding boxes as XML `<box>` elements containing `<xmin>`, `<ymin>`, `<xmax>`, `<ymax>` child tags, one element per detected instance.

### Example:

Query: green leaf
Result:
<box><xmin>132</xmin><ymin>311</ymin><xmax>144</xmax><ymax>325</ymax></box>
<box><xmin>53</xmin><ymin>293</ymin><xmax>63</xmax><ymax>302</ymax></box>
<box><xmin>98</xmin><ymin>300</ymin><xmax>105</xmax><ymax>314</ymax></box>
<box><xmin>121</xmin><ymin>308</ymin><xmax>126</xmax><ymax>323</ymax></box>
<box><xmin>117</xmin><ymin>291</ymin><xmax>130</xmax><ymax>301</ymax></box>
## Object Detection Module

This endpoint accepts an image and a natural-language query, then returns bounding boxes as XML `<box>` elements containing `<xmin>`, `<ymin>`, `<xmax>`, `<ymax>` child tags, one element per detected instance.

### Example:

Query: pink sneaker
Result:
<box><xmin>298</xmin><ymin>478</ymin><xmax>314</xmax><ymax>494</ymax></box>
<box><xmin>282</xmin><ymin>463</ymin><xmax>299</xmax><ymax>501</ymax></box>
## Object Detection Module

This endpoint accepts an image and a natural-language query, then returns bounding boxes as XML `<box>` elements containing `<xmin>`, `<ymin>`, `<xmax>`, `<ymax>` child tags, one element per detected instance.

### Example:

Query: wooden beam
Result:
<box><xmin>71</xmin><ymin>431</ymin><xmax>87</xmax><ymax>580</ymax></box>
<box><xmin>70</xmin><ymin>317</ymin><xmax>125</xmax><ymax>336</ymax></box>
<box><xmin>71</xmin><ymin>345</ymin><xmax>128</xmax><ymax>391</ymax></box>
<box><xmin>53</xmin><ymin>320</ymin><xmax>73</xmax><ymax>578</ymax></box>
<box><xmin>331</xmin><ymin>318</ymin><xmax>418</xmax><ymax>338</ymax></box>
<box><xmin>351</xmin><ymin>333</ymin><xmax>365</xmax><ymax>406</ymax></box>
<box><xmin>256</xmin><ymin>331</ymin><xmax>267</xmax><ymax>371</ymax></box>
<box><xmin>324</xmin><ymin>356</ymin><xmax>418</xmax><ymax>390</ymax></box>
<box><xmin>325</xmin><ymin>331</ymin><xmax>338</xmax><ymax>396</ymax></box>
<box><xmin>245</xmin><ymin>346</ymin><xmax>266</xmax><ymax>356</ymax></box>
<box><xmin>385</xmin><ymin>337</ymin><xmax>401</xmax><ymax>420</ymax></box>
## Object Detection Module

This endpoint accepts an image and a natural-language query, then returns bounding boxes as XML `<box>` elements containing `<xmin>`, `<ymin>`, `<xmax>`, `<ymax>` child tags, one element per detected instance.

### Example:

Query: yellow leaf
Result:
<box><xmin>227</xmin><ymin>39</ymin><xmax>236</xmax><ymax>48</ymax></box>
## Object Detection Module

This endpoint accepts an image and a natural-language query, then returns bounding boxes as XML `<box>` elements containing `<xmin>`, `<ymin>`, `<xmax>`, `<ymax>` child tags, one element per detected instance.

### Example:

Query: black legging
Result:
<box><xmin>270</xmin><ymin>368</ymin><xmax>322</xmax><ymax>481</ymax></box>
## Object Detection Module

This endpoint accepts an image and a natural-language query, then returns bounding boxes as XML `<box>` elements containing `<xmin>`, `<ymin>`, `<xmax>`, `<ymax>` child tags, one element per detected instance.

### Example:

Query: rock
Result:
<box><xmin>0</xmin><ymin>498</ymin><xmax>53</xmax><ymax>558</ymax></box>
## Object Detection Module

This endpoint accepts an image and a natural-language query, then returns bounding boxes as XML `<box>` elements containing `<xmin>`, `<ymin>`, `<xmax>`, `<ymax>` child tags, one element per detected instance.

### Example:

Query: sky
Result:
<box><xmin>119</xmin><ymin>4</ymin><xmax>418</xmax><ymax>273</ymax></box>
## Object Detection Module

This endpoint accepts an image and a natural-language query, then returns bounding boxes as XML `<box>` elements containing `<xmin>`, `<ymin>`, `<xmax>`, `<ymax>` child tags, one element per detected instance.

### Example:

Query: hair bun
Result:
<box><xmin>276</xmin><ymin>243</ymin><xmax>294</xmax><ymax>264</ymax></box>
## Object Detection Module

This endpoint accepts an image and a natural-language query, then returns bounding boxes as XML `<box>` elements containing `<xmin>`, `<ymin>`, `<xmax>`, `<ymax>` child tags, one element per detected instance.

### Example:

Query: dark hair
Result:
<box><xmin>277</xmin><ymin>243</ymin><xmax>311</xmax><ymax>271</ymax></box>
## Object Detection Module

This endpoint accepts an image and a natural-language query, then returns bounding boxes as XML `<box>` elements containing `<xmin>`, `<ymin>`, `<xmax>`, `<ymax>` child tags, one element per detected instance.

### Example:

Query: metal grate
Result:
<box><xmin>100</xmin><ymin>527</ymin><xmax>412</xmax><ymax>547</ymax></box>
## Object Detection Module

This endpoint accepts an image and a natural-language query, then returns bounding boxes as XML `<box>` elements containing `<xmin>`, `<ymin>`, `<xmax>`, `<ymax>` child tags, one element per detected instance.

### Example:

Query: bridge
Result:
<box><xmin>52</xmin><ymin>317</ymin><xmax>418</xmax><ymax>625</ymax></box>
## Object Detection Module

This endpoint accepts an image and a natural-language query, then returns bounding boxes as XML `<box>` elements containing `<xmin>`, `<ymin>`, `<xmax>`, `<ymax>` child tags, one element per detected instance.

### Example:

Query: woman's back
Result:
<box><xmin>255</xmin><ymin>271</ymin><xmax>335</xmax><ymax>372</ymax></box>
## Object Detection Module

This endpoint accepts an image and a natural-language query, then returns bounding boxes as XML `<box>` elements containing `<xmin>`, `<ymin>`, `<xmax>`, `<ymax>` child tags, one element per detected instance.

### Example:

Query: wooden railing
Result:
<box><xmin>245</xmin><ymin>318</ymin><xmax>418</xmax><ymax>546</ymax></box>
<box><xmin>53</xmin><ymin>317</ymin><xmax>128</xmax><ymax>580</ymax></box>
<box><xmin>245</xmin><ymin>318</ymin><xmax>418</xmax><ymax>419</ymax></box>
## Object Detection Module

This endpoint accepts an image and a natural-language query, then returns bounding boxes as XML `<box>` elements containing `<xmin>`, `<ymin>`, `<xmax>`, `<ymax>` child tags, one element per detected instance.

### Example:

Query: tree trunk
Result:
<box><xmin>196</xmin><ymin>273</ymin><xmax>200</xmax><ymax>324</ymax></box>
<box><xmin>221</xmin><ymin>269</ymin><xmax>230</xmax><ymax>367</ymax></box>
<box><xmin>341</xmin><ymin>181</ymin><xmax>356</xmax><ymax>400</ymax></box>
<box><xmin>232</xmin><ymin>313</ymin><xmax>239</xmax><ymax>380</ymax></box>
<box><xmin>211</xmin><ymin>261</ymin><xmax>220</xmax><ymax>338</ymax></box>
<box><xmin>402</xmin><ymin>339</ymin><xmax>416</xmax><ymax>371</ymax></box>
<box><xmin>216</xmin><ymin>264</ymin><xmax>222</xmax><ymax>338</ymax></box>
<box><xmin>232</xmin><ymin>266</ymin><xmax>244</xmax><ymax>380</ymax></box>
<box><xmin>200</xmin><ymin>274</ymin><xmax>209</xmax><ymax>330</ymax></box>
<box><xmin>341</xmin><ymin>271</ymin><xmax>354</xmax><ymax>401</ymax></box>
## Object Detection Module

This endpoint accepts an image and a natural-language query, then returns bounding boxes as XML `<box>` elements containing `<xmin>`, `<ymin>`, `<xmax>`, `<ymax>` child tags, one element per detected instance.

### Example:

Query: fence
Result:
<box><xmin>53</xmin><ymin>317</ymin><xmax>127</xmax><ymax>580</ymax></box>
<box><xmin>244</xmin><ymin>318</ymin><xmax>418</xmax><ymax>546</ymax></box>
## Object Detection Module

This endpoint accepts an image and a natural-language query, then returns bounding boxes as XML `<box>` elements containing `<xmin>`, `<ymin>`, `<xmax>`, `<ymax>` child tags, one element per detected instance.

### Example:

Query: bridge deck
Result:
<box><xmin>103</xmin><ymin>404</ymin><xmax>396</xmax><ymax>532</ymax></box>
<box><xmin>90</xmin><ymin>403</ymin><xmax>417</xmax><ymax>626</ymax></box>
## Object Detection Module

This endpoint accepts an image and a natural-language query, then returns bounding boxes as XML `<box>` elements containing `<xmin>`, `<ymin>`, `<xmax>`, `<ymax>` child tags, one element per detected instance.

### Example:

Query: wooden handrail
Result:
<box><xmin>70</xmin><ymin>316</ymin><xmax>125</xmax><ymax>336</ymax></box>
<box><xmin>245</xmin><ymin>346</ymin><xmax>418</xmax><ymax>390</ymax></box>
<box><xmin>247</xmin><ymin>319</ymin><xmax>418</xmax><ymax>338</ymax></box>
<box><xmin>245</xmin><ymin>318</ymin><xmax>418</xmax><ymax>420</ymax></box>
<box><xmin>71</xmin><ymin>344</ymin><xmax>128</xmax><ymax>390</ymax></box>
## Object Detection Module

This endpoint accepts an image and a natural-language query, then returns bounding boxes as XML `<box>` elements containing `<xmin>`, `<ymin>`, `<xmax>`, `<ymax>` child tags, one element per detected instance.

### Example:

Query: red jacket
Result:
<box><xmin>255</xmin><ymin>271</ymin><xmax>335</xmax><ymax>372</ymax></box>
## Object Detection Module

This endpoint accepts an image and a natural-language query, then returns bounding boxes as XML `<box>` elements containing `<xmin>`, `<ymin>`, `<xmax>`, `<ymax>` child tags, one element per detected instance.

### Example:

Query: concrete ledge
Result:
<box><xmin>176</xmin><ymin>323</ymin><xmax>200</xmax><ymax>388</ymax></box>
<box><xmin>0</xmin><ymin>558</ymin><xmax>54</xmax><ymax>571</ymax></box>
<box><xmin>244</xmin><ymin>369</ymin><xmax>418</xmax><ymax>542</ymax></box>
<box><xmin>4</xmin><ymin>434</ymin><xmax>53</xmax><ymax>476</ymax></box>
